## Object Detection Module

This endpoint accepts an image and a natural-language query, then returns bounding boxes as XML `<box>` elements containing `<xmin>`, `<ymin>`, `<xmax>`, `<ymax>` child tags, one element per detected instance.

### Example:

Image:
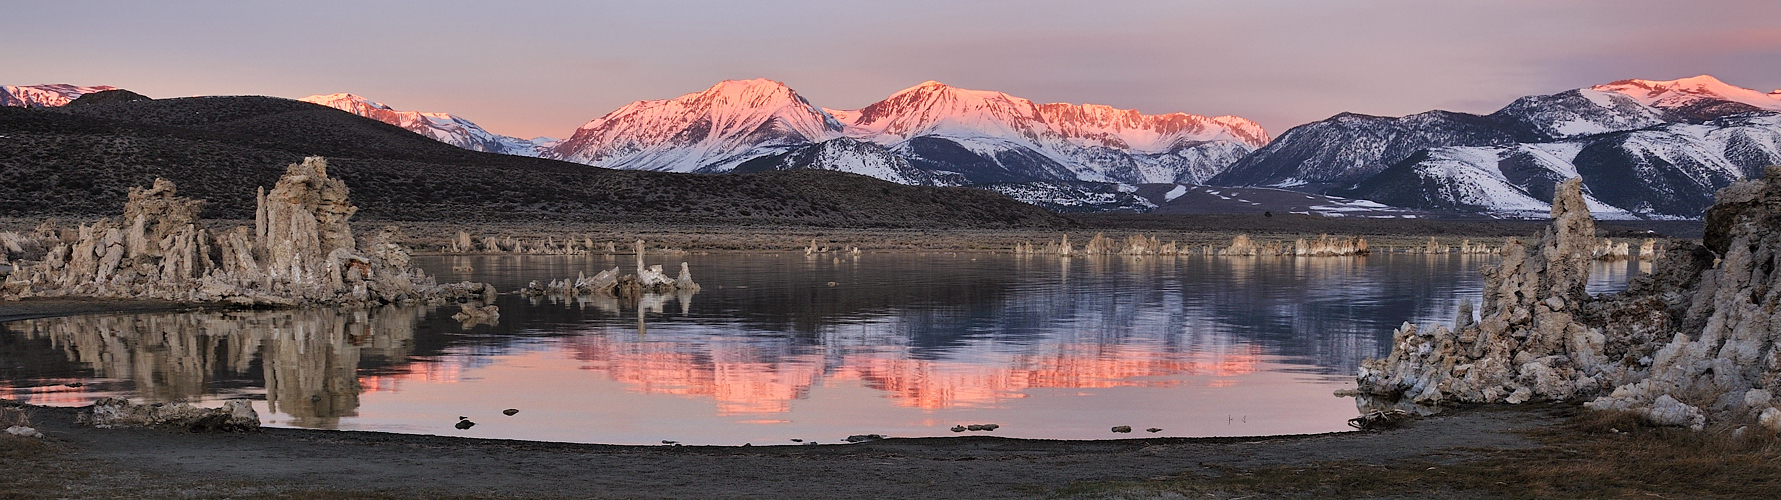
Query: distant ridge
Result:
<box><xmin>298</xmin><ymin>93</ymin><xmax>549</xmax><ymax>156</ymax></box>
<box><xmin>545</xmin><ymin>79</ymin><xmax>1268</xmax><ymax>187</ymax></box>
<box><xmin>2</xmin><ymin>84</ymin><xmax>120</xmax><ymax>108</ymax></box>
<box><xmin>0</xmin><ymin>95</ymin><xmax>1070</xmax><ymax>229</ymax></box>
<box><xmin>1213</xmin><ymin>74</ymin><xmax>1781</xmax><ymax>219</ymax></box>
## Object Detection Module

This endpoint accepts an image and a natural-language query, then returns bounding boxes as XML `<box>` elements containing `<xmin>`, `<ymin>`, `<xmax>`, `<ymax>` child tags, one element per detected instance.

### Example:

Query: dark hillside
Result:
<box><xmin>0</xmin><ymin>99</ymin><xmax>1068</xmax><ymax>228</ymax></box>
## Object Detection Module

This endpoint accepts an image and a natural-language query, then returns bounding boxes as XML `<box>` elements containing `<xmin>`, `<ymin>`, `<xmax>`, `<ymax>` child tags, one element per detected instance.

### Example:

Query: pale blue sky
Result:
<box><xmin>6</xmin><ymin>0</ymin><xmax>1778</xmax><ymax>139</ymax></box>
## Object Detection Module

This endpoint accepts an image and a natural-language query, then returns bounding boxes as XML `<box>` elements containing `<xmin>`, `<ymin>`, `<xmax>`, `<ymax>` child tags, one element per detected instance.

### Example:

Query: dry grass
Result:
<box><xmin>1058</xmin><ymin>405</ymin><xmax>1781</xmax><ymax>499</ymax></box>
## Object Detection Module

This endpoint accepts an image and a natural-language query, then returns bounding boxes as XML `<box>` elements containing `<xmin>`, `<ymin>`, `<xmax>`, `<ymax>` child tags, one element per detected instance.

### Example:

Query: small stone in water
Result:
<box><xmin>1111</xmin><ymin>425</ymin><xmax>1132</xmax><ymax>433</ymax></box>
<box><xmin>1146</xmin><ymin>428</ymin><xmax>1162</xmax><ymax>433</ymax></box>
<box><xmin>503</xmin><ymin>409</ymin><xmax>519</xmax><ymax>416</ymax></box>
<box><xmin>950</xmin><ymin>425</ymin><xmax>967</xmax><ymax>432</ymax></box>
<box><xmin>845</xmin><ymin>434</ymin><xmax>884</xmax><ymax>443</ymax></box>
<box><xmin>790</xmin><ymin>438</ymin><xmax>803</xmax><ymax>442</ymax></box>
<box><xmin>662</xmin><ymin>440</ymin><xmax>677</xmax><ymax>445</ymax></box>
<box><xmin>982</xmin><ymin>423</ymin><xmax>999</xmax><ymax>431</ymax></box>
<box><xmin>455</xmin><ymin>417</ymin><xmax>475</xmax><ymax>430</ymax></box>
<box><xmin>966</xmin><ymin>424</ymin><xmax>985</xmax><ymax>431</ymax></box>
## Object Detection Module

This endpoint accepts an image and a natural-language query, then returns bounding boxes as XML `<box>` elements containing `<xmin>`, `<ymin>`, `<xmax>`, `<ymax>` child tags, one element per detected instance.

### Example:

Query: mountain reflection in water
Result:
<box><xmin>0</xmin><ymin>252</ymin><xmax>1638</xmax><ymax>444</ymax></box>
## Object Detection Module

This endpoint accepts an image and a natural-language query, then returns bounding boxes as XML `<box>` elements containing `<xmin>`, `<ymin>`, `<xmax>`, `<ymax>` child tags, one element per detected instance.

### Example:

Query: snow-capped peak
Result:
<box><xmin>839</xmin><ymin>80</ymin><xmax>1040</xmax><ymax>141</ymax></box>
<box><xmin>298</xmin><ymin>93</ymin><xmax>545</xmax><ymax>156</ymax></box>
<box><xmin>547</xmin><ymin>78</ymin><xmax>843</xmax><ymax>172</ymax></box>
<box><xmin>833</xmin><ymin>81</ymin><xmax>1267</xmax><ymax>151</ymax></box>
<box><xmin>1</xmin><ymin>84</ymin><xmax>121</xmax><ymax>107</ymax></box>
<box><xmin>1593</xmin><ymin>75</ymin><xmax>1781</xmax><ymax>112</ymax></box>
<box><xmin>300</xmin><ymin>93</ymin><xmax>395</xmax><ymax>112</ymax></box>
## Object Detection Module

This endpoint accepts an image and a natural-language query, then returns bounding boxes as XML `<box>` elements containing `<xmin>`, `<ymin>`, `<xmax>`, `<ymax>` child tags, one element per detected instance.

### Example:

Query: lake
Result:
<box><xmin>0</xmin><ymin>252</ymin><xmax>1644</xmax><ymax>445</ymax></box>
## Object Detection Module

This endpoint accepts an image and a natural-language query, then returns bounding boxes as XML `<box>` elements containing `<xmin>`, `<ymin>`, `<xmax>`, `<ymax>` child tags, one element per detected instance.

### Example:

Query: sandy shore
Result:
<box><xmin>2</xmin><ymin>399</ymin><xmax>1560</xmax><ymax>499</ymax></box>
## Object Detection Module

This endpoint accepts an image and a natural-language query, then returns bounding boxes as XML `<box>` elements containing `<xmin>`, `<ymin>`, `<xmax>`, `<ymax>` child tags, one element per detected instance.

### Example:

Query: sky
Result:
<box><xmin>6</xmin><ymin>0</ymin><xmax>1779</xmax><ymax>140</ymax></box>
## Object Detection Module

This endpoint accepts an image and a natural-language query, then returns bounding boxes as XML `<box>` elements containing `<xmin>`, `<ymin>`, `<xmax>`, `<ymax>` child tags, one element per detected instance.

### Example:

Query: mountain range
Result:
<box><xmin>9</xmin><ymin>76</ymin><xmax>1779</xmax><ymax>219</ymax></box>
<box><xmin>2</xmin><ymin>84</ymin><xmax>119</xmax><ymax>107</ymax></box>
<box><xmin>0</xmin><ymin>92</ymin><xmax>1065</xmax><ymax>228</ymax></box>
<box><xmin>544</xmin><ymin>79</ymin><xmax>1268</xmax><ymax>187</ymax></box>
<box><xmin>296</xmin><ymin>93</ymin><xmax>554</xmax><ymax>157</ymax></box>
<box><xmin>1213</xmin><ymin>75</ymin><xmax>1781</xmax><ymax>219</ymax></box>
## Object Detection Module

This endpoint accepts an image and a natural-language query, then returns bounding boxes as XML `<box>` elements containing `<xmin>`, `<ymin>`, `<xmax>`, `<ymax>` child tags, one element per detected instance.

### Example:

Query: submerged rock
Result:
<box><xmin>519</xmin><ymin>240</ymin><xmax>699</xmax><ymax>300</ymax></box>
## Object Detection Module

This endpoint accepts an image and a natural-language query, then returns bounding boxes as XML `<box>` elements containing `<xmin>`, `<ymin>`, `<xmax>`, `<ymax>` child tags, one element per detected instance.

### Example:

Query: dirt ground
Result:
<box><xmin>1</xmin><ymin>398</ymin><xmax>1552</xmax><ymax>500</ymax></box>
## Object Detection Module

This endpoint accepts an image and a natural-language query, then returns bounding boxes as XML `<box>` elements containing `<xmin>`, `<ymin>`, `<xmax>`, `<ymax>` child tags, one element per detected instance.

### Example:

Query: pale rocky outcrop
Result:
<box><xmin>1638</xmin><ymin>238</ymin><xmax>1662</xmax><ymax>262</ymax></box>
<box><xmin>1</xmin><ymin>157</ymin><xmax>489</xmax><ymax>307</ymax></box>
<box><xmin>521</xmin><ymin>240</ymin><xmax>699</xmax><ymax>299</ymax></box>
<box><xmin>1458</xmin><ymin>239</ymin><xmax>1497</xmax><ymax>255</ymax></box>
<box><xmin>447</xmin><ymin>231</ymin><xmax>600</xmax><ymax>255</ymax></box>
<box><xmin>1016</xmin><ymin>234</ymin><xmax>1075</xmax><ymax>256</ymax></box>
<box><xmin>1356</xmin><ymin>179</ymin><xmax>1607</xmax><ymax>410</ymax></box>
<box><xmin>1217</xmin><ymin>234</ymin><xmax>1366</xmax><ymax>256</ymax></box>
<box><xmin>1291</xmin><ymin>234</ymin><xmax>1369</xmax><ymax>256</ymax></box>
<box><xmin>1357</xmin><ymin>171</ymin><xmax>1781</xmax><ymax>431</ymax></box>
<box><xmin>78</xmin><ymin>397</ymin><xmax>260</xmax><ymax>431</ymax></box>
<box><xmin>1219</xmin><ymin>234</ymin><xmax>1276</xmax><ymax>256</ymax></box>
<box><xmin>1592</xmin><ymin>238</ymin><xmax>1631</xmax><ymax>261</ymax></box>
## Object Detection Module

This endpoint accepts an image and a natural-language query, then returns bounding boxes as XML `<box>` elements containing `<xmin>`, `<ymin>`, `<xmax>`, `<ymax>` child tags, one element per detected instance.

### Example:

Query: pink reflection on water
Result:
<box><xmin>528</xmin><ymin>330</ymin><xmax>1267</xmax><ymax>415</ymax></box>
<box><xmin>0</xmin><ymin>380</ymin><xmax>92</xmax><ymax>406</ymax></box>
<box><xmin>361</xmin><ymin>362</ymin><xmax>463</xmax><ymax>394</ymax></box>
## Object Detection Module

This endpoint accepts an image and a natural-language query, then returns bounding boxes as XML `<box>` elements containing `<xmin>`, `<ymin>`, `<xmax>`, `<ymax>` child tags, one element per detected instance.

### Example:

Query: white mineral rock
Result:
<box><xmin>1</xmin><ymin>157</ymin><xmax>489</xmax><ymax>307</ymax></box>
<box><xmin>1360</xmin><ymin>168</ymin><xmax>1781</xmax><ymax>430</ymax></box>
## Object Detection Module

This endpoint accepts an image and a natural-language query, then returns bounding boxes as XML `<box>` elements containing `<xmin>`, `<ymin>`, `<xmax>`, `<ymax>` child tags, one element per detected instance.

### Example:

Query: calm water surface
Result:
<box><xmin>0</xmin><ymin>253</ymin><xmax>1643</xmax><ymax>445</ymax></box>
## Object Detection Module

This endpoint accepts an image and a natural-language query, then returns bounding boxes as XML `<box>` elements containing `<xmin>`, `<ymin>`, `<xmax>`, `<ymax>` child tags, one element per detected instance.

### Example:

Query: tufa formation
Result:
<box><xmin>1354</xmin><ymin>172</ymin><xmax>1781</xmax><ymax>433</ymax></box>
<box><xmin>1</xmin><ymin>157</ymin><xmax>493</xmax><ymax>307</ymax></box>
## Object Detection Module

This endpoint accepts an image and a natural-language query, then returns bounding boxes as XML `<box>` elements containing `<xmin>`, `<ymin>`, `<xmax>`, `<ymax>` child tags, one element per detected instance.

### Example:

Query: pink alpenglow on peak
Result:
<box><xmin>1</xmin><ymin>84</ymin><xmax>120</xmax><ymax>107</ymax></box>
<box><xmin>1592</xmin><ymin>75</ymin><xmax>1781</xmax><ymax>112</ymax></box>
<box><xmin>298</xmin><ymin>93</ymin><xmax>545</xmax><ymax>156</ymax></box>
<box><xmin>547</xmin><ymin>78</ymin><xmax>844</xmax><ymax>172</ymax></box>
<box><xmin>538</xmin><ymin>78</ymin><xmax>1267</xmax><ymax>185</ymax></box>
<box><xmin>832</xmin><ymin>81</ymin><xmax>1268</xmax><ymax>152</ymax></box>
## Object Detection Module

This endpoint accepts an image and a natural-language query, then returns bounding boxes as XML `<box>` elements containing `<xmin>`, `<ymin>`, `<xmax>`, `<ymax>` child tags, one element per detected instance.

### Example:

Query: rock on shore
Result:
<box><xmin>1</xmin><ymin>157</ymin><xmax>490</xmax><ymax>307</ymax></box>
<box><xmin>1356</xmin><ymin>170</ymin><xmax>1781</xmax><ymax>432</ymax></box>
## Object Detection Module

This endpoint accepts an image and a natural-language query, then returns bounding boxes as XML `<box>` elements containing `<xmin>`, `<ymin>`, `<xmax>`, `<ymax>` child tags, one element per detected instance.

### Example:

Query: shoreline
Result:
<box><xmin>7</xmin><ymin>399</ymin><xmax>1770</xmax><ymax>499</ymax></box>
<box><xmin>0</xmin><ymin>398</ymin><xmax>1547</xmax><ymax>499</ymax></box>
<box><xmin>5</xmin><ymin>215</ymin><xmax>1702</xmax><ymax>254</ymax></box>
<box><xmin>0</xmin><ymin>297</ymin><xmax>232</xmax><ymax>324</ymax></box>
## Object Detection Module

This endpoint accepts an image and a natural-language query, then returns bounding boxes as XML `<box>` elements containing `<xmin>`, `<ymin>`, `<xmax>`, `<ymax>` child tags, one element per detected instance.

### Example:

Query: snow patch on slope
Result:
<box><xmin>299</xmin><ymin>93</ymin><xmax>544</xmax><ymax>156</ymax></box>
<box><xmin>2</xmin><ymin>84</ymin><xmax>120</xmax><ymax>107</ymax></box>
<box><xmin>1594</xmin><ymin>75</ymin><xmax>1781</xmax><ymax>112</ymax></box>
<box><xmin>548</xmin><ymin>79</ymin><xmax>842</xmax><ymax>172</ymax></box>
